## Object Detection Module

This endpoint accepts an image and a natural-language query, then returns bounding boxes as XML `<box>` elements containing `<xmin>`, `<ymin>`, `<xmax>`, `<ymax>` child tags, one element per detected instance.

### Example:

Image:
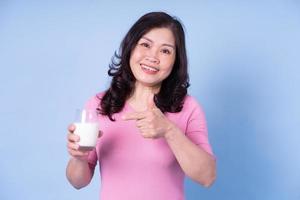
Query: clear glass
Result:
<box><xmin>73</xmin><ymin>109</ymin><xmax>99</xmax><ymax>150</ymax></box>
<box><xmin>74</xmin><ymin>109</ymin><xmax>98</xmax><ymax>123</ymax></box>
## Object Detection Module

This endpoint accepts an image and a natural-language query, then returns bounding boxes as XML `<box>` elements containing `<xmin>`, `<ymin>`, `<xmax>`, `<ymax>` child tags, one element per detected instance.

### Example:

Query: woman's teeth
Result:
<box><xmin>141</xmin><ymin>64</ymin><xmax>159</xmax><ymax>72</ymax></box>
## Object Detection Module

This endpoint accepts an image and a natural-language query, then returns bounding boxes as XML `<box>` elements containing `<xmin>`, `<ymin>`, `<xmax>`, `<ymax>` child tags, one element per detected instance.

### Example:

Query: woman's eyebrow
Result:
<box><xmin>141</xmin><ymin>36</ymin><xmax>175</xmax><ymax>49</ymax></box>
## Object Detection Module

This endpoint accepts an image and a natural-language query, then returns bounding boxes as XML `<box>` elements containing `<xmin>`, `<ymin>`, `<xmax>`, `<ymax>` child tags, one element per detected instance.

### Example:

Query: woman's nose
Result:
<box><xmin>146</xmin><ymin>49</ymin><xmax>160</xmax><ymax>64</ymax></box>
<box><xmin>145</xmin><ymin>56</ymin><xmax>159</xmax><ymax>64</ymax></box>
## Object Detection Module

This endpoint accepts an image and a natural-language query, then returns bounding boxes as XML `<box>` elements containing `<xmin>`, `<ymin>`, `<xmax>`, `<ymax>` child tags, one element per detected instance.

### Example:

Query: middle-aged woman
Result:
<box><xmin>66</xmin><ymin>11</ymin><xmax>216</xmax><ymax>200</ymax></box>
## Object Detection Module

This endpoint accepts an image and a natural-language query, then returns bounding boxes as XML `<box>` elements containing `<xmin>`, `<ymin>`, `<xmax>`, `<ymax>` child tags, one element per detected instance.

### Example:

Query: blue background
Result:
<box><xmin>1</xmin><ymin>1</ymin><xmax>299</xmax><ymax>199</ymax></box>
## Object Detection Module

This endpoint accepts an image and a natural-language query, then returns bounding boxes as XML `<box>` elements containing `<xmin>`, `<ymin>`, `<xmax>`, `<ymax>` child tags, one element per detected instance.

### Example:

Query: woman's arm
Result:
<box><xmin>66</xmin><ymin>124</ymin><xmax>97</xmax><ymax>189</ymax></box>
<box><xmin>164</xmin><ymin>125</ymin><xmax>216</xmax><ymax>187</ymax></box>
<box><xmin>66</xmin><ymin>157</ymin><xmax>94</xmax><ymax>189</ymax></box>
<box><xmin>123</xmin><ymin>96</ymin><xmax>216</xmax><ymax>187</ymax></box>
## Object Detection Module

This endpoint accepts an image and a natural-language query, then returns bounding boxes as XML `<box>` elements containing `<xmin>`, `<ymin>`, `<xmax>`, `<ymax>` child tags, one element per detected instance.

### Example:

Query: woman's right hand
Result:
<box><xmin>67</xmin><ymin>124</ymin><xmax>102</xmax><ymax>161</ymax></box>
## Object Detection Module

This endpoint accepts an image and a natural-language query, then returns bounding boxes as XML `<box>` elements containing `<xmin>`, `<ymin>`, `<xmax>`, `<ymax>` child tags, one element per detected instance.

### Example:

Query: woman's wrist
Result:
<box><xmin>71</xmin><ymin>155</ymin><xmax>89</xmax><ymax>164</ymax></box>
<box><xmin>164</xmin><ymin>122</ymin><xmax>179</xmax><ymax>140</ymax></box>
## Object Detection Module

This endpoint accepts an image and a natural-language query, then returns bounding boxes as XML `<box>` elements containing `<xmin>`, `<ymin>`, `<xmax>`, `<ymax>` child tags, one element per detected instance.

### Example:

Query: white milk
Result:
<box><xmin>74</xmin><ymin>122</ymin><xmax>99</xmax><ymax>149</ymax></box>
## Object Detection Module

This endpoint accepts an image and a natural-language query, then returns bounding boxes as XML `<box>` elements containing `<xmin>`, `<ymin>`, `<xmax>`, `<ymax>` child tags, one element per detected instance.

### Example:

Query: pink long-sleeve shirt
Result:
<box><xmin>85</xmin><ymin>93</ymin><xmax>214</xmax><ymax>200</ymax></box>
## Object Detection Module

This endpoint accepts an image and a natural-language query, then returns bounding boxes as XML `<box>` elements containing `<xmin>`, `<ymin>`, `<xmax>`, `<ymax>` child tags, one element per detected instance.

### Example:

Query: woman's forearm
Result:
<box><xmin>66</xmin><ymin>157</ymin><xmax>94</xmax><ymax>189</ymax></box>
<box><xmin>164</xmin><ymin>125</ymin><xmax>216</xmax><ymax>187</ymax></box>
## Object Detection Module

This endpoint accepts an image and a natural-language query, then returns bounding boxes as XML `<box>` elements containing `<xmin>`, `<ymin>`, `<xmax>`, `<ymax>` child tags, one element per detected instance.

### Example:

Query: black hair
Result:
<box><xmin>98</xmin><ymin>12</ymin><xmax>189</xmax><ymax>121</ymax></box>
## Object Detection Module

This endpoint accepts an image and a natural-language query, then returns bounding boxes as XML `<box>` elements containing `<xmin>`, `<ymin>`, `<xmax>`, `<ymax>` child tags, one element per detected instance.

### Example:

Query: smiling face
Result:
<box><xmin>129</xmin><ymin>27</ymin><xmax>176</xmax><ymax>88</ymax></box>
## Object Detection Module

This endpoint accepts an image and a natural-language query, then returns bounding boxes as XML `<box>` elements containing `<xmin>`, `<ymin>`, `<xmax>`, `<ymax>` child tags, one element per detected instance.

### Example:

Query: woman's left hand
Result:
<box><xmin>122</xmin><ymin>96</ymin><xmax>174</xmax><ymax>139</ymax></box>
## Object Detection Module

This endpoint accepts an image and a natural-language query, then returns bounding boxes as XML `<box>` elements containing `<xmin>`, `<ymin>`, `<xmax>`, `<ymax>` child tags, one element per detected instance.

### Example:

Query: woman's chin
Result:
<box><xmin>135</xmin><ymin>80</ymin><xmax>161</xmax><ymax>88</ymax></box>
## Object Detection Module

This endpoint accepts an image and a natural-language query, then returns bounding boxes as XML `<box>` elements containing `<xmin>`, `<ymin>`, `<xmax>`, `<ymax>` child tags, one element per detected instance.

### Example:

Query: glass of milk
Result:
<box><xmin>74</xmin><ymin>109</ymin><xmax>100</xmax><ymax>151</ymax></box>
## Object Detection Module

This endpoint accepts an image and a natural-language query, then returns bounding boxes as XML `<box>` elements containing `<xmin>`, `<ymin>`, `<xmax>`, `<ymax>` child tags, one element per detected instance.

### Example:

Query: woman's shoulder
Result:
<box><xmin>183</xmin><ymin>95</ymin><xmax>201</xmax><ymax>107</ymax></box>
<box><xmin>84</xmin><ymin>91</ymin><xmax>106</xmax><ymax>109</ymax></box>
<box><xmin>167</xmin><ymin>95</ymin><xmax>206</xmax><ymax>126</ymax></box>
<box><xmin>181</xmin><ymin>95</ymin><xmax>206</xmax><ymax>114</ymax></box>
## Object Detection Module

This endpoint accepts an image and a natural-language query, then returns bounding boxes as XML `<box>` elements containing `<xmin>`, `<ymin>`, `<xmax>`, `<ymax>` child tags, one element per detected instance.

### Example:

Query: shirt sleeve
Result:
<box><xmin>185</xmin><ymin>97</ymin><xmax>214</xmax><ymax>157</ymax></box>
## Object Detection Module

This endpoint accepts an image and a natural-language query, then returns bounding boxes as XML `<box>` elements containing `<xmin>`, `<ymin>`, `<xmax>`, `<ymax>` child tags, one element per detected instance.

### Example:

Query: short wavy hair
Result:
<box><xmin>98</xmin><ymin>11</ymin><xmax>190</xmax><ymax>121</ymax></box>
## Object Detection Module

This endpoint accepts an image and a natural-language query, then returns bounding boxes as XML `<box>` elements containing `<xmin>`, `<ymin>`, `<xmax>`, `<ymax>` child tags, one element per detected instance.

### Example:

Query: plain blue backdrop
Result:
<box><xmin>0</xmin><ymin>1</ymin><xmax>299</xmax><ymax>199</ymax></box>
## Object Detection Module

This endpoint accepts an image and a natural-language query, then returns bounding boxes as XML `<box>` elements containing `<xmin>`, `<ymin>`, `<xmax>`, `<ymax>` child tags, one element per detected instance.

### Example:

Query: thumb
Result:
<box><xmin>147</xmin><ymin>93</ymin><xmax>156</xmax><ymax>110</ymax></box>
<box><xmin>68</xmin><ymin>124</ymin><xmax>76</xmax><ymax>133</ymax></box>
<box><xmin>98</xmin><ymin>130</ymin><xmax>103</xmax><ymax>138</ymax></box>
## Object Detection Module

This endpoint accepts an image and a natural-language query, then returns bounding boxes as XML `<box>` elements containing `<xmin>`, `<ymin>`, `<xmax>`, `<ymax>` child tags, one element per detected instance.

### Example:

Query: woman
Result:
<box><xmin>66</xmin><ymin>11</ymin><xmax>216</xmax><ymax>199</ymax></box>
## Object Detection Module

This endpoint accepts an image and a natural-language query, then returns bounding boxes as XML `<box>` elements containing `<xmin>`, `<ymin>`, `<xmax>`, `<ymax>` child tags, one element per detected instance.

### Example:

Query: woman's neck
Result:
<box><xmin>128</xmin><ymin>82</ymin><xmax>160</xmax><ymax>111</ymax></box>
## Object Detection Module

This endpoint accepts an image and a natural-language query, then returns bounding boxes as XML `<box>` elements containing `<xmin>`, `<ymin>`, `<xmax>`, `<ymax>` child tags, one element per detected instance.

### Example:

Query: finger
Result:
<box><xmin>140</xmin><ymin>128</ymin><xmax>154</xmax><ymax>138</ymax></box>
<box><xmin>122</xmin><ymin>112</ymin><xmax>146</xmax><ymax>121</ymax></box>
<box><xmin>68</xmin><ymin>124</ymin><xmax>76</xmax><ymax>133</ymax></box>
<box><xmin>68</xmin><ymin>132</ymin><xmax>80</xmax><ymax>142</ymax></box>
<box><xmin>147</xmin><ymin>93</ymin><xmax>156</xmax><ymax>110</ymax></box>
<box><xmin>138</xmin><ymin>126</ymin><xmax>150</xmax><ymax>134</ymax></box>
<box><xmin>136</xmin><ymin>120</ymin><xmax>148</xmax><ymax>128</ymax></box>
<box><xmin>67</xmin><ymin>143</ymin><xmax>91</xmax><ymax>155</ymax></box>
<box><xmin>68</xmin><ymin>149</ymin><xmax>89</xmax><ymax>157</ymax></box>
<box><xmin>68</xmin><ymin>142</ymin><xmax>79</xmax><ymax>151</ymax></box>
<box><xmin>98</xmin><ymin>130</ymin><xmax>103</xmax><ymax>138</ymax></box>
<box><xmin>140</xmin><ymin>127</ymin><xmax>161</xmax><ymax>139</ymax></box>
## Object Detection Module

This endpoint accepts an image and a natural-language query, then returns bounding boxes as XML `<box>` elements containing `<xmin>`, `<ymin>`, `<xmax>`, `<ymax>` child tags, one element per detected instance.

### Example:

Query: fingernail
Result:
<box><xmin>69</xmin><ymin>124</ymin><xmax>76</xmax><ymax>131</ymax></box>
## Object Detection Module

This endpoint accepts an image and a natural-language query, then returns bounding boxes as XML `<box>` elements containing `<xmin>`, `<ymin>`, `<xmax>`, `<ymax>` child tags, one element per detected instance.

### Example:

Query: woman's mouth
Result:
<box><xmin>141</xmin><ymin>64</ymin><xmax>159</xmax><ymax>74</ymax></box>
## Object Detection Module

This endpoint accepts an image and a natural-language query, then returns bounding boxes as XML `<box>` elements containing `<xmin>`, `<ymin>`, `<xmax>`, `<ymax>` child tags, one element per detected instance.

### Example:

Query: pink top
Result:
<box><xmin>85</xmin><ymin>93</ymin><xmax>214</xmax><ymax>200</ymax></box>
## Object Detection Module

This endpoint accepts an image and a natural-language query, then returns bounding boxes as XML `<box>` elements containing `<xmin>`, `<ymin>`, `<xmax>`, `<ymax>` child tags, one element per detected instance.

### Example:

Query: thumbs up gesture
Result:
<box><xmin>122</xmin><ymin>94</ymin><xmax>174</xmax><ymax>139</ymax></box>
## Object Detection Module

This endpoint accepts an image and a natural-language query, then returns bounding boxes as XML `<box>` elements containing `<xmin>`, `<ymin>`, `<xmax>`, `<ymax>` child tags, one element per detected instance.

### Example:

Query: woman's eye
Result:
<box><xmin>140</xmin><ymin>43</ymin><xmax>150</xmax><ymax>48</ymax></box>
<box><xmin>162</xmin><ymin>49</ymin><xmax>171</xmax><ymax>54</ymax></box>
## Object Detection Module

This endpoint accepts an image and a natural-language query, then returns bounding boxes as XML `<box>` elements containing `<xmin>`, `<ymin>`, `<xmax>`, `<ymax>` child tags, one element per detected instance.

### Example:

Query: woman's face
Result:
<box><xmin>129</xmin><ymin>27</ymin><xmax>176</xmax><ymax>88</ymax></box>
